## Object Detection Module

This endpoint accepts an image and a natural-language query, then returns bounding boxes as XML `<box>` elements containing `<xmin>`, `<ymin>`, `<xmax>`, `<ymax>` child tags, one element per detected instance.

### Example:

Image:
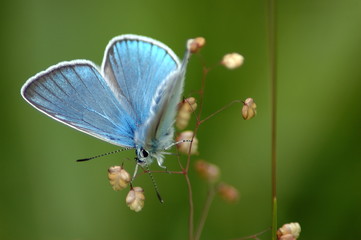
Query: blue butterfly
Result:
<box><xmin>21</xmin><ymin>34</ymin><xmax>192</xmax><ymax>170</ymax></box>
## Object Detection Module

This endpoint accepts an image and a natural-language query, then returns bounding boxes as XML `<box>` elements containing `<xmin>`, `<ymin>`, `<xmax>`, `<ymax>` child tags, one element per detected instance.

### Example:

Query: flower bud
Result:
<box><xmin>188</xmin><ymin>37</ymin><xmax>206</xmax><ymax>53</ymax></box>
<box><xmin>108</xmin><ymin>166</ymin><xmax>131</xmax><ymax>191</ymax></box>
<box><xmin>277</xmin><ymin>222</ymin><xmax>301</xmax><ymax>240</ymax></box>
<box><xmin>126</xmin><ymin>187</ymin><xmax>145</xmax><ymax>212</ymax></box>
<box><xmin>242</xmin><ymin>98</ymin><xmax>257</xmax><ymax>120</ymax></box>
<box><xmin>217</xmin><ymin>183</ymin><xmax>240</xmax><ymax>203</ymax></box>
<box><xmin>176</xmin><ymin>97</ymin><xmax>197</xmax><ymax>130</ymax></box>
<box><xmin>195</xmin><ymin>160</ymin><xmax>220</xmax><ymax>183</ymax></box>
<box><xmin>221</xmin><ymin>53</ymin><xmax>244</xmax><ymax>69</ymax></box>
<box><xmin>176</xmin><ymin>131</ymin><xmax>199</xmax><ymax>155</ymax></box>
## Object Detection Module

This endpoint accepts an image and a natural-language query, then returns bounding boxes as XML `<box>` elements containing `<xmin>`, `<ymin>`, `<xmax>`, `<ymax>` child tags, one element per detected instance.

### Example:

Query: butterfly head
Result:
<box><xmin>135</xmin><ymin>147</ymin><xmax>151</xmax><ymax>166</ymax></box>
<box><xmin>135</xmin><ymin>146</ymin><xmax>166</xmax><ymax>169</ymax></box>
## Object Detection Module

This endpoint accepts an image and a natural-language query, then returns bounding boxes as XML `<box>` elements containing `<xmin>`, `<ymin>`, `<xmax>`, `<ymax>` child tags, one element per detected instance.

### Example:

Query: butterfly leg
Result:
<box><xmin>160</xmin><ymin>151</ymin><xmax>178</xmax><ymax>156</ymax></box>
<box><xmin>132</xmin><ymin>163</ymin><xmax>140</xmax><ymax>181</ymax></box>
<box><xmin>156</xmin><ymin>157</ymin><xmax>166</xmax><ymax>169</ymax></box>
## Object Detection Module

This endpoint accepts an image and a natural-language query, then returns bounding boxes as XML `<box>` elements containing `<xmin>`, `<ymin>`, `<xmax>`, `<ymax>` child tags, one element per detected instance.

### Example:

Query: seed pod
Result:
<box><xmin>176</xmin><ymin>97</ymin><xmax>197</xmax><ymax>130</ymax></box>
<box><xmin>176</xmin><ymin>131</ymin><xmax>199</xmax><ymax>155</ymax></box>
<box><xmin>221</xmin><ymin>53</ymin><xmax>244</xmax><ymax>69</ymax></box>
<box><xmin>188</xmin><ymin>37</ymin><xmax>206</xmax><ymax>53</ymax></box>
<box><xmin>242</xmin><ymin>98</ymin><xmax>257</xmax><ymax>120</ymax></box>
<box><xmin>126</xmin><ymin>187</ymin><xmax>145</xmax><ymax>212</ymax></box>
<box><xmin>195</xmin><ymin>160</ymin><xmax>220</xmax><ymax>183</ymax></box>
<box><xmin>108</xmin><ymin>166</ymin><xmax>131</xmax><ymax>191</ymax></box>
<box><xmin>217</xmin><ymin>183</ymin><xmax>240</xmax><ymax>203</ymax></box>
<box><xmin>277</xmin><ymin>222</ymin><xmax>301</xmax><ymax>240</ymax></box>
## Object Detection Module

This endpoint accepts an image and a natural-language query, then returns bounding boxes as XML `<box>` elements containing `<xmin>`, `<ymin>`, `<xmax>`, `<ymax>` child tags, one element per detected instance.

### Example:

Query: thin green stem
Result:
<box><xmin>199</xmin><ymin>99</ymin><xmax>243</xmax><ymax>124</ymax></box>
<box><xmin>268</xmin><ymin>0</ymin><xmax>278</xmax><ymax>239</ymax></box>
<box><xmin>184</xmin><ymin>61</ymin><xmax>210</xmax><ymax>240</ymax></box>
<box><xmin>185</xmin><ymin>174</ymin><xmax>194</xmax><ymax>240</ymax></box>
<box><xmin>184</xmin><ymin>127</ymin><xmax>198</xmax><ymax>240</ymax></box>
<box><xmin>272</xmin><ymin>197</ymin><xmax>277</xmax><ymax>239</ymax></box>
<box><xmin>230</xmin><ymin>227</ymin><xmax>271</xmax><ymax>240</ymax></box>
<box><xmin>185</xmin><ymin>65</ymin><xmax>209</xmax><ymax>172</ymax></box>
<box><xmin>195</xmin><ymin>66</ymin><xmax>210</xmax><ymax>123</ymax></box>
<box><xmin>194</xmin><ymin>184</ymin><xmax>216</xmax><ymax>240</ymax></box>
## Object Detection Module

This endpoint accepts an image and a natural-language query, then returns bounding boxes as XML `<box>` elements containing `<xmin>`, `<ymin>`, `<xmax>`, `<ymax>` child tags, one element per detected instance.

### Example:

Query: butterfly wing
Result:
<box><xmin>101</xmin><ymin>35</ymin><xmax>181</xmax><ymax>127</ymax></box>
<box><xmin>21</xmin><ymin>60</ymin><xmax>136</xmax><ymax>147</ymax></box>
<box><xmin>135</xmin><ymin>41</ymin><xmax>192</xmax><ymax>153</ymax></box>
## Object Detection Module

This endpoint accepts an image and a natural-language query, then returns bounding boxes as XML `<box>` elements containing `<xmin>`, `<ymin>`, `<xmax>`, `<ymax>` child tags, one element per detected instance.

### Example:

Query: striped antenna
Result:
<box><xmin>144</xmin><ymin>164</ymin><xmax>164</xmax><ymax>203</ymax></box>
<box><xmin>164</xmin><ymin>139</ymin><xmax>192</xmax><ymax>150</ymax></box>
<box><xmin>76</xmin><ymin>147</ymin><xmax>133</xmax><ymax>162</ymax></box>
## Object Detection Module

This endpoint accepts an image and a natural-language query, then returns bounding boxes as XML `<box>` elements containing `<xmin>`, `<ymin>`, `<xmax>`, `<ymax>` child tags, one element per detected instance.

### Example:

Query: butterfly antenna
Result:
<box><xmin>164</xmin><ymin>139</ymin><xmax>192</xmax><ymax>150</ymax></box>
<box><xmin>144</xmin><ymin>164</ymin><xmax>164</xmax><ymax>203</ymax></box>
<box><xmin>76</xmin><ymin>147</ymin><xmax>133</xmax><ymax>162</ymax></box>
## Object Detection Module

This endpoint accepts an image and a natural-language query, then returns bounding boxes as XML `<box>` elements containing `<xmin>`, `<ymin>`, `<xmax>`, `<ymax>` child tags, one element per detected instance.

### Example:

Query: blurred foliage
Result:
<box><xmin>1</xmin><ymin>0</ymin><xmax>361</xmax><ymax>239</ymax></box>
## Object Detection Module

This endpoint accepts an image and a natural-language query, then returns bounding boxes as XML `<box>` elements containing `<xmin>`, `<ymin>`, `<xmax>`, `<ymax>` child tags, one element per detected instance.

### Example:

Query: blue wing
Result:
<box><xmin>21</xmin><ymin>60</ymin><xmax>136</xmax><ymax>147</ymax></box>
<box><xmin>21</xmin><ymin>35</ymin><xmax>189</xmax><ymax>155</ymax></box>
<box><xmin>101</xmin><ymin>35</ymin><xmax>180</xmax><ymax>126</ymax></box>
<box><xmin>135</xmin><ymin>43</ymin><xmax>192</xmax><ymax>154</ymax></box>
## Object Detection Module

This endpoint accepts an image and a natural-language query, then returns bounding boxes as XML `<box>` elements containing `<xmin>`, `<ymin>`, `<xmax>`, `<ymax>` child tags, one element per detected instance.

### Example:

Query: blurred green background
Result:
<box><xmin>1</xmin><ymin>0</ymin><xmax>361</xmax><ymax>239</ymax></box>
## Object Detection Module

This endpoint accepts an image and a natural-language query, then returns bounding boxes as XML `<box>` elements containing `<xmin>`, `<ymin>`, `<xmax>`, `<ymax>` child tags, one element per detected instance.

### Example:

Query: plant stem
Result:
<box><xmin>195</xmin><ymin>66</ymin><xmax>209</xmax><ymax>124</ymax></box>
<box><xmin>268</xmin><ymin>0</ymin><xmax>278</xmax><ymax>238</ymax></box>
<box><xmin>185</xmin><ymin>174</ymin><xmax>194</xmax><ymax>240</ymax></box>
<box><xmin>231</xmin><ymin>227</ymin><xmax>271</xmax><ymax>240</ymax></box>
<box><xmin>184</xmin><ymin>62</ymin><xmax>210</xmax><ymax>240</ymax></box>
<box><xmin>199</xmin><ymin>99</ymin><xmax>243</xmax><ymax>124</ymax></box>
<box><xmin>194</xmin><ymin>184</ymin><xmax>216</xmax><ymax>240</ymax></box>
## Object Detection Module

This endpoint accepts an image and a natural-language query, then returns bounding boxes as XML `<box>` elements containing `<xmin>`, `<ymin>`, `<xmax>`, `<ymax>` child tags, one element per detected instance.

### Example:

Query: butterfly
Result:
<box><xmin>21</xmin><ymin>34</ymin><xmax>192</xmax><ymax>170</ymax></box>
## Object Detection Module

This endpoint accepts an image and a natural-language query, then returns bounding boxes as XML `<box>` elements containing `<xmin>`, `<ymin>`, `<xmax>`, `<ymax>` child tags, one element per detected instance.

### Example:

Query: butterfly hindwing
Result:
<box><xmin>135</xmin><ymin>42</ymin><xmax>191</xmax><ymax>154</ymax></box>
<box><xmin>21</xmin><ymin>60</ymin><xmax>135</xmax><ymax>147</ymax></box>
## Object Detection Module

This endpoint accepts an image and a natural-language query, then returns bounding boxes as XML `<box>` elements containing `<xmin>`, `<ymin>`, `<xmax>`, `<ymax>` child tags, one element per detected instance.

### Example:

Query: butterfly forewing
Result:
<box><xmin>21</xmin><ymin>61</ymin><xmax>135</xmax><ymax>147</ymax></box>
<box><xmin>102</xmin><ymin>35</ymin><xmax>180</xmax><ymax>126</ymax></box>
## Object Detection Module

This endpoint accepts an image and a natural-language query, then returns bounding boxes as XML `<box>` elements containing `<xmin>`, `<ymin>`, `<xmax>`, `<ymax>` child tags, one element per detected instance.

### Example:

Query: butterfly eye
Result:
<box><xmin>141</xmin><ymin>149</ymin><xmax>149</xmax><ymax>158</ymax></box>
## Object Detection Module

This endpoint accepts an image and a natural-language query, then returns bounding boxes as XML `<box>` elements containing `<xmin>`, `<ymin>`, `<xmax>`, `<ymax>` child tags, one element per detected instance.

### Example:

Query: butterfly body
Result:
<box><xmin>21</xmin><ymin>34</ymin><xmax>191</xmax><ymax>168</ymax></box>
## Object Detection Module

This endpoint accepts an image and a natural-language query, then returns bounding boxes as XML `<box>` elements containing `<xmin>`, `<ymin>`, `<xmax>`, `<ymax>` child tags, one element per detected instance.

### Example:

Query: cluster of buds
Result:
<box><xmin>176</xmin><ymin>97</ymin><xmax>197</xmax><ymax>130</ymax></box>
<box><xmin>242</xmin><ymin>98</ymin><xmax>257</xmax><ymax>120</ymax></box>
<box><xmin>188</xmin><ymin>36</ymin><xmax>244</xmax><ymax>69</ymax></box>
<box><xmin>277</xmin><ymin>222</ymin><xmax>301</xmax><ymax>240</ymax></box>
<box><xmin>194</xmin><ymin>160</ymin><xmax>240</xmax><ymax>203</ymax></box>
<box><xmin>176</xmin><ymin>130</ymin><xmax>199</xmax><ymax>155</ymax></box>
<box><xmin>221</xmin><ymin>53</ymin><xmax>244</xmax><ymax>69</ymax></box>
<box><xmin>108</xmin><ymin>166</ymin><xmax>145</xmax><ymax>212</ymax></box>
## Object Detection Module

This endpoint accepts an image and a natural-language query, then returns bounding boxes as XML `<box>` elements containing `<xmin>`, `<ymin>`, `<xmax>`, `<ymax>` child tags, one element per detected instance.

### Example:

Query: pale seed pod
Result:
<box><xmin>108</xmin><ymin>166</ymin><xmax>131</xmax><ymax>191</ymax></box>
<box><xmin>176</xmin><ymin>97</ymin><xmax>197</xmax><ymax>130</ymax></box>
<box><xmin>217</xmin><ymin>183</ymin><xmax>240</xmax><ymax>203</ymax></box>
<box><xmin>242</xmin><ymin>98</ymin><xmax>257</xmax><ymax>120</ymax></box>
<box><xmin>188</xmin><ymin>37</ymin><xmax>206</xmax><ymax>53</ymax></box>
<box><xmin>176</xmin><ymin>131</ymin><xmax>199</xmax><ymax>155</ymax></box>
<box><xmin>278</xmin><ymin>234</ymin><xmax>296</xmax><ymax>240</ymax></box>
<box><xmin>126</xmin><ymin>187</ymin><xmax>145</xmax><ymax>212</ymax></box>
<box><xmin>277</xmin><ymin>222</ymin><xmax>301</xmax><ymax>240</ymax></box>
<box><xmin>221</xmin><ymin>53</ymin><xmax>244</xmax><ymax>69</ymax></box>
<box><xmin>194</xmin><ymin>160</ymin><xmax>220</xmax><ymax>183</ymax></box>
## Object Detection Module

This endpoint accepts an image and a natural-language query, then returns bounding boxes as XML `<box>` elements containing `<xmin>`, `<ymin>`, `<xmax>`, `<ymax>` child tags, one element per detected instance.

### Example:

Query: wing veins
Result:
<box><xmin>54</xmin><ymin>68</ymin><xmax>121</xmax><ymax>129</ymax></box>
<box><xmin>89</xmin><ymin>66</ymin><xmax>136</xmax><ymax>133</ymax></box>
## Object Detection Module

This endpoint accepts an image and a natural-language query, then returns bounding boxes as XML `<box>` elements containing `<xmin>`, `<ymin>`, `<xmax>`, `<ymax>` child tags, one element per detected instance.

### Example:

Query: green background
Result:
<box><xmin>1</xmin><ymin>0</ymin><xmax>361</xmax><ymax>239</ymax></box>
